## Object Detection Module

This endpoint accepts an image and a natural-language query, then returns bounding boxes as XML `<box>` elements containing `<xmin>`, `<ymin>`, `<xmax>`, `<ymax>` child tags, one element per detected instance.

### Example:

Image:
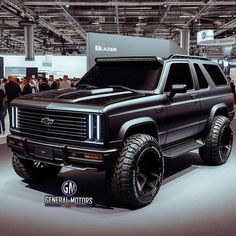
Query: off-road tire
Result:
<box><xmin>106</xmin><ymin>134</ymin><xmax>164</xmax><ymax>208</ymax></box>
<box><xmin>12</xmin><ymin>153</ymin><xmax>62</xmax><ymax>182</ymax></box>
<box><xmin>199</xmin><ymin>116</ymin><xmax>233</xmax><ymax>165</ymax></box>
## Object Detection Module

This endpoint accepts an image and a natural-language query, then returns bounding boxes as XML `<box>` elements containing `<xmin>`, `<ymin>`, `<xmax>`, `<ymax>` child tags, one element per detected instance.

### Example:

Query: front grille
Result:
<box><xmin>18</xmin><ymin>107</ymin><xmax>87</xmax><ymax>142</ymax></box>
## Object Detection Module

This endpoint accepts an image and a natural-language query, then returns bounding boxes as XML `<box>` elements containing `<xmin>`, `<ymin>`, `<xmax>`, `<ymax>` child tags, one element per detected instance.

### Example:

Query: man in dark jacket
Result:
<box><xmin>5</xmin><ymin>75</ymin><xmax>21</xmax><ymax>127</ymax></box>
<box><xmin>39</xmin><ymin>77</ymin><xmax>51</xmax><ymax>92</ymax></box>
<box><xmin>0</xmin><ymin>89</ymin><xmax>6</xmax><ymax>134</ymax></box>
<box><xmin>49</xmin><ymin>75</ymin><xmax>58</xmax><ymax>90</ymax></box>
<box><xmin>21</xmin><ymin>77</ymin><xmax>32</xmax><ymax>95</ymax></box>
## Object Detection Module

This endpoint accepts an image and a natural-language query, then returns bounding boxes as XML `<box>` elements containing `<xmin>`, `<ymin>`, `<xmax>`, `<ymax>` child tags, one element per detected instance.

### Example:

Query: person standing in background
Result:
<box><xmin>21</xmin><ymin>77</ymin><xmax>32</xmax><ymax>95</ymax></box>
<box><xmin>0</xmin><ymin>78</ymin><xmax>7</xmax><ymax>93</ymax></box>
<box><xmin>49</xmin><ymin>75</ymin><xmax>58</xmax><ymax>90</ymax></box>
<box><xmin>39</xmin><ymin>77</ymin><xmax>50</xmax><ymax>92</ymax></box>
<box><xmin>16</xmin><ymin>78</ymin><xmax>23</xmax><ymax>92</ymax></box>
<box><xmin>0</xmin><ymin>88</ymin><xmax>6</xmax><ymax>134</ymax></box>
<box><xmin>227</xmin><ymin>76</ymin><xmax>236</xmax><ymax>103</ymax></box>
<box><xmin>60</xmin><ymin>75</ymin><xmax>71</xmax><ymax>89</ymax></box>
<box><xmin>5</xmin><ymin>75</ymin><xmax>21</xmax><ymax>127</ymax></box>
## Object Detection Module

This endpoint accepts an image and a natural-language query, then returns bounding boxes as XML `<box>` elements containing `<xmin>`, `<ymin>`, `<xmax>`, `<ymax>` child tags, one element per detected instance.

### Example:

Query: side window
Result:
<box><xmin>194</xmin><ymin>63</ymin><xmax>209</xmax><ymax>89</ymax></box>
<box><xmin>164</xmin><ymin>63</ymin><xmax>193</xmax><ymax>92</ymax></box>
<box><xmin>203</xmin><ymin>64</ymin><xmax>227</xmax><ymax>86</ymax></box>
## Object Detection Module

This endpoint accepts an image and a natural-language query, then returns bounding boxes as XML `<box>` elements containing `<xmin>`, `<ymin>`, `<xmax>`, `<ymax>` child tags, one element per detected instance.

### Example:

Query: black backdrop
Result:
<box><xmin>26</xmin><ymin>67</ymin><xmax>38</xmax><ymax>78</ymax></box>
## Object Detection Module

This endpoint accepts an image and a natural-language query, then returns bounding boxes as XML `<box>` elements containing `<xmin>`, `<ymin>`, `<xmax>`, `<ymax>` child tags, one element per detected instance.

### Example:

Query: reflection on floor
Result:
<box><xmin>0</xmin><ymin>122</ymin><xmax>236</xmax><ymax>236</ymax></box>
<box><xmin>0</xmin><ymin>113</ymin><xmax>10</xmax><ymax>144</ymax></box>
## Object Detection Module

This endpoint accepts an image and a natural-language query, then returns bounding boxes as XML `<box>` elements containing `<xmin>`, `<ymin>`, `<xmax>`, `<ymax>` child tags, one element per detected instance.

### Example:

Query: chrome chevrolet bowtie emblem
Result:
<box><xmin>41</xmin><ymin>117</ymin><xmax>55</xmax><ymax>126</ymax></box>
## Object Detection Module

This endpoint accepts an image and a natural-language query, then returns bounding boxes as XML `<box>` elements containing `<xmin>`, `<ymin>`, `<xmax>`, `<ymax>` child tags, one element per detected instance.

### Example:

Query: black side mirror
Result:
<box><xmin>169</xmin><ymin>84</ymin><xmax>187</xmax><ymax>98</ymax></box>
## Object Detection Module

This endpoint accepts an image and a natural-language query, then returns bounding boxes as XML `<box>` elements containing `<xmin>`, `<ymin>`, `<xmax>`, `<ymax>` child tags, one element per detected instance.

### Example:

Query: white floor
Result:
<box><xmin>0</xmin><ymin>120</ymin><xmax>236</xmax><ymax>236</ymax></box>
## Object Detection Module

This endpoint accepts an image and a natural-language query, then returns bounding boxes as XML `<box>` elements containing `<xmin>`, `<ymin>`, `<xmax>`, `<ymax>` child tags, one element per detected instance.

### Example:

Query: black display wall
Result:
<box><xmin>26</xmin><ymin>67</ymin><xmax>38</xmax><ymax>78</ymax></box>
<box><xmin>0</xmin><ymin>57</ymin><xmax>4</xmax><ymax>78</ymax></box>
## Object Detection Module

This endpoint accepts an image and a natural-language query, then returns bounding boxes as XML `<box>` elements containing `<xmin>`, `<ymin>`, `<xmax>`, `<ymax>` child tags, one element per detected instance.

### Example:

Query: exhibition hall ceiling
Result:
<box><xmin>0</xmin><ymin>0</ymin><xmax>236</xmax><ymax>56</ymax></box>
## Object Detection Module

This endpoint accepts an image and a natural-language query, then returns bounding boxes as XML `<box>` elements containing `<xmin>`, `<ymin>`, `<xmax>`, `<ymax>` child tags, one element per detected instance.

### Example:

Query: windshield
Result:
<box><xmin>78</xmin><ymin>63</ymin><xmax>163</xmax><ymax>91</ymax></box>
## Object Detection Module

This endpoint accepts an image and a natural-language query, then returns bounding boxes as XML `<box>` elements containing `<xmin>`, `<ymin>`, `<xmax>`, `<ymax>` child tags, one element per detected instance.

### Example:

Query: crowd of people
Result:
<box><xmin>0</xmin><ymin>75</ymin><xmax>80</xmax><ymax>135</ymax></box>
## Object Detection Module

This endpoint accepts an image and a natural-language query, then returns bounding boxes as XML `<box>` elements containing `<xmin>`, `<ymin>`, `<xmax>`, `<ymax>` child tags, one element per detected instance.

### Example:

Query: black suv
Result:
<box><xmin>7</xmin><ymin>54</ymin><xmax>234</xmax><ymax>208</ymax></box>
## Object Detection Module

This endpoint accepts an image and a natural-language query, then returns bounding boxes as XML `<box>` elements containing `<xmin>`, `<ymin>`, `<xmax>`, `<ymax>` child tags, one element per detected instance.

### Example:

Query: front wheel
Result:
<box><xmin>12</xmin><ymin>153</ymin><xmax>62</xmax><ymax>182</ymax></box>
<box><xmin>106</xmin><ymin>134</ymin><xmax>164</xmax><ymax>208</ymax></box>
<box><xmin>199</xmin><ymin>116</ymin><xmax>233</xmax><ymax>165</ymax></box>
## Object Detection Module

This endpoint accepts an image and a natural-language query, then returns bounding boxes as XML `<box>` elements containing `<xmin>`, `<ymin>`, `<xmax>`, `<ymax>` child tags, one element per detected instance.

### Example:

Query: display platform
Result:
<box><xmin>0</xmin><ymin>121</ymin><xmax>236</xmax><ymax>236</ymax></box>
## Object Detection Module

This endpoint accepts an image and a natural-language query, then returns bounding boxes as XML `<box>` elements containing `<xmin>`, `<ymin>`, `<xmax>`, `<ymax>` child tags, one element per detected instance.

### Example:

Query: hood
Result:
<box><xmin>18</xmin><ymin>87</ymin><xmax>146</xmax><ymax>108</ymax></box>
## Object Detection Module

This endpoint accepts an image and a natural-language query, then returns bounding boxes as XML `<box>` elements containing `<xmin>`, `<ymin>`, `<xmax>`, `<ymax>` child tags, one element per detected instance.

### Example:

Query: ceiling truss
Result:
<box><xmin>0</xmin><ymin>0</ymin><xmax>235</xmax><ymax>57</ymax></box>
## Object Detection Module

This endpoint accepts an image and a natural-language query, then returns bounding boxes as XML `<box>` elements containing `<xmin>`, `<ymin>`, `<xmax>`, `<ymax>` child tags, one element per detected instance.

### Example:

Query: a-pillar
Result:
<box><xmin>180</xmin><ymin>29</ymin><xmax>190</xmax><ymax>55</ymax></box>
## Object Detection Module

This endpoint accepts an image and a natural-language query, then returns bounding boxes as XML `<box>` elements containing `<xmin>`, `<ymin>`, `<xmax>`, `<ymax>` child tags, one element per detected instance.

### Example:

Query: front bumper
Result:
<box><xmin>7</xmin><ymin>135</ymin><xmax>118</xmax><ymax>170</ymax></box>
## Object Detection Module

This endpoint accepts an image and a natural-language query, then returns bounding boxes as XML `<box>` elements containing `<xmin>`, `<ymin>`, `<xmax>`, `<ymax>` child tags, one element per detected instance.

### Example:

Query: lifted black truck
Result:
<box><xmin>7</xmin><ymin>54</ymin><xmax>234</xmax><ymax>208</ymax></box>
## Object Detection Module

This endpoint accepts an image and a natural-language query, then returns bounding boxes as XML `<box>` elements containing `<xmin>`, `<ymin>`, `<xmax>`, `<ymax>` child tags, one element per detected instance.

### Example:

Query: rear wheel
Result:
<box><xmin>199</xmin><ymin>116</ymin><xmax>233</xmax><ymax>165</ymax></box>
<box><xmin>12</xmin><ymin>153</ymin><xmax>62</xmax><ymax>182</ymax></box>
<box><xmin>106</xmin><ymin>134</ymin><xmax>164</xmax><ymax>208</ymax></box>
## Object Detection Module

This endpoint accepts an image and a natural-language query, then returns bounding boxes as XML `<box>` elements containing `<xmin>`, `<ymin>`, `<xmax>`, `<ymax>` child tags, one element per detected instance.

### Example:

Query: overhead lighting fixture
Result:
<box><xmin>126</xmin><ymin>7</ymin><xmax>152</xmax><ymax>10</ymax></box>
<box><xmin>163</xmin><ymin>3</ymin><xmax>168</xmax><ymax>8</ymax></box>
<box><xmin>179</xmin><ymin>15</ymin><xmax>193</xmax><ymax>18</ymax></box>
<box><xmin>136</xmin><ymin>22</ymin><xmax>147</xmax><ymax>26</ymax></box>
<box><xmin>65</xmin><ymin>4</ymin><xmax>70</xmax><ymax>8</ymax></box>
<box><xmin>218</xmin><ymin>15</ymin><xmax>236</xmax><ymax>18</ymax></box>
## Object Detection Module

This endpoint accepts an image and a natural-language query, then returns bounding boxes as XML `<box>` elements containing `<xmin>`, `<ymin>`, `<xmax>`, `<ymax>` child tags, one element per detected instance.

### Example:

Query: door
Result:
<box><xmin>163</xmin><ymin>62</ymin><xmax>201</xmax><ymax>144</ymax></box>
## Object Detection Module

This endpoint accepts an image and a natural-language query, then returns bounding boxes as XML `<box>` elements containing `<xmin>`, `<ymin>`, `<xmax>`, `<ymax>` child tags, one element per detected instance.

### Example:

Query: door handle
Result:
<box><xmin>191</xmin><ymin>93</ymin><xmax>198</xmax><ymax>99</ymax></box>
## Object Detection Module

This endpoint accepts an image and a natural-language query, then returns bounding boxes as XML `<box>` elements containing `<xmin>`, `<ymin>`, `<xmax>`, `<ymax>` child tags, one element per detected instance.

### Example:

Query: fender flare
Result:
<box><xmin>207</xmin><ymin>103</ymin><xmax>228</xmax><ymax>129</ymax></box>
<box><xmin>117</xmin><ymin>117</ymin><xmax>159</xmax><ymax>142</ymax></box>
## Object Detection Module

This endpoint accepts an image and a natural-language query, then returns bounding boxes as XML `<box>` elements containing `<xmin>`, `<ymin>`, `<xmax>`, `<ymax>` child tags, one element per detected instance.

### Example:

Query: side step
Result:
<box><xmin>162</xmin><ymin>139</ymin><xmax>205</xmax><ymax>159</ymax></box>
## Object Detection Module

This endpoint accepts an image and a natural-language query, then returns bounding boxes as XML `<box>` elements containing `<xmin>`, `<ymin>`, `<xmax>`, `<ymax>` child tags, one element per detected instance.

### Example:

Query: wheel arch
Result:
<box><xmin>207</xmin><ymin>103</ymin><xmax>229</xmax><ymax>130</ymax></box>
<box><xmin>117</xmin><ymin>117</ymin><xmax>159</xmax><ymax>142</ymax></box>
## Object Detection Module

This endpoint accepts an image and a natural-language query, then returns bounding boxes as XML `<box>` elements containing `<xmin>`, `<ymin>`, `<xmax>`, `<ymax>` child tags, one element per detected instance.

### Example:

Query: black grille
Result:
<box><xmin>18</xmin><ymin>107</ymin><xmax>87</xmax><ymax>142</ymax></box>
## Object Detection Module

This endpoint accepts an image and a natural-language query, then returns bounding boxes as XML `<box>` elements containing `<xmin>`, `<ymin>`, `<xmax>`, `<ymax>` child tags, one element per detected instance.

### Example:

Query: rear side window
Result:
<box><xmin>164</xmin><ymin>63</ymin><xmax>193</xmax><ymax>92</ymax></box>
<box><xmin>203</xmin><ymin>64</ymin><xmax>227</xmax><ymax>86</ymax></box>
<box><xmin>194</xmin><ymin>63</ymin><xmax>208</xmax><ymax>89</ymax></box>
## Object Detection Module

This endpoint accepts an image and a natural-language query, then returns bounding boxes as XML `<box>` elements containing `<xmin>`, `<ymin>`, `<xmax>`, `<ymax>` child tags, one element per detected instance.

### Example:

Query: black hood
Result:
<box><xmin>18</xmin><ymin>87</ymin><xmax>146</xmax><ymax>107</ymax></box>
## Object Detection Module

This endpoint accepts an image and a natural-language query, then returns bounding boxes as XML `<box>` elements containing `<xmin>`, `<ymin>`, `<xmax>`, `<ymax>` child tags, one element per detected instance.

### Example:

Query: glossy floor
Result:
<box><xmin>0</xmin><ymin>122</ymin><xmax>236</xmax><ymax>236</ymax></box>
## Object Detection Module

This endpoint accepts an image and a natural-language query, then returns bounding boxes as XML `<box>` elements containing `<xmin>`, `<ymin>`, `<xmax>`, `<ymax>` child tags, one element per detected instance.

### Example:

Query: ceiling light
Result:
<box><xmin>138</xmin><ymin>16</ymin><xmax>146</xmax><ymax>20</ymax></box>
<box><xmin>174</xmin><ymin>23</ymin><xmax>185</xmax><ymax>26</ymax></box>
<box><xmin>163</xmin><ymin>3</ymin><xmax>168</xmax><ymax>8</ymax></box>
<box><xmin>136</xmin><ymin>22</ymin><xmax>147</xmax><ymax>26</ymax></box>
<box><xmin>65</xmin><ymin>4</ymin><xmax>69</xmax><ymax>8</ymax></box>
<box><xmin>179</xmin><ymin>15</ymin><xmax>193</xmax><ymax>18</ymax></box>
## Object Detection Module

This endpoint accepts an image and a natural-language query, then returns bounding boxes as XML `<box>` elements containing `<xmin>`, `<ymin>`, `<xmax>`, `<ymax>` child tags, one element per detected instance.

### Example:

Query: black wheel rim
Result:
<box><xmin>219</xmin><ymin>123</ymin><xmax>233</xmax><ymax>160</ymax></box>
<box><xmin>136</xmin><ymin>146</ymin><xmax>163</xmax><ymax>196</ymax></box>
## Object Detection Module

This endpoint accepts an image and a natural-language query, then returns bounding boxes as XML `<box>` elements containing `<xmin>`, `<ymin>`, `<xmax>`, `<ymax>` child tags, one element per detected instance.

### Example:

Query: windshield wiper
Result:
<box><xmin>108</xmin><ymin>85</ymin><xmax>142</xmax><ymax>94</ymax></box>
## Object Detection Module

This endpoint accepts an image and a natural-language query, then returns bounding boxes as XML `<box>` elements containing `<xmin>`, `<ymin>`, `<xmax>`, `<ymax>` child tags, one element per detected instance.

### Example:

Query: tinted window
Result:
<box><xmin>79</xmin><ymin>62</ymin><xmax>163</xmax><ymax>90</ymax></box>
<box><xmin>194</xmin><ymin>63</ymin><xmax>208</xmax><ymax>89</ymax></box>
<box><xmin>164</xmin><ymin>63</ymin><xmax>193</xmax><ymax>92</ymax></box>
<box><xmin>203</xmin><ymin>64</ymin><xmax>227</xmax><ymax>85</ymax></box>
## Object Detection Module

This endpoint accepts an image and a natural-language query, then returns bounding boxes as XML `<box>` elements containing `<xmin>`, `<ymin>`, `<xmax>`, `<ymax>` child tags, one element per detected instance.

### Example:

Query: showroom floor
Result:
<box><xmin>0</xmin><ymin>119</ymin><xmax>236</xmax><ymax>236</ymax></box>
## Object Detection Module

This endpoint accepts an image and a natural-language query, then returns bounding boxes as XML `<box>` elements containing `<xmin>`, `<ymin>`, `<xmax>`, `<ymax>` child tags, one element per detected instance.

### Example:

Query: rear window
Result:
<box><xmin>203</xmin><ymin>64</ymin><xmax>227</xmax><ymax>86</ymax></box>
